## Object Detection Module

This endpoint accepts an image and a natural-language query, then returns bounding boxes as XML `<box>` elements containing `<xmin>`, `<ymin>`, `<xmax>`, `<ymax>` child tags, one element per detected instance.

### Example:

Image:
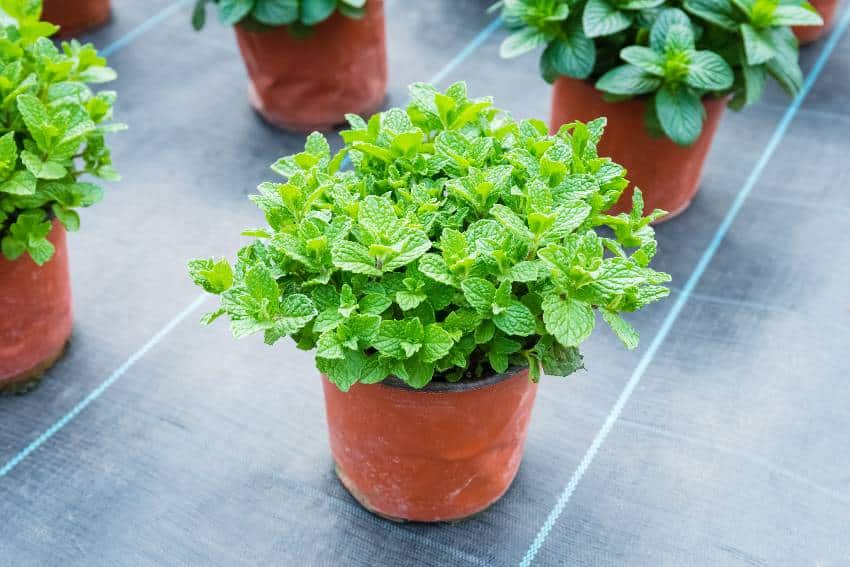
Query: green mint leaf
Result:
<box><xmin>0</xmin><ymin>170</ymin><xmax>37</xmax><ymax>195</ymax></box>
<box><xmin>620</xmin><ymin>46</ymin><xmax>665</xmax><ymax>76</ymax></box>
<box><xmin>583</xmin><ymin>0</ymin><xmax>633</xmax><ymax>38</ymax></box>
<box><xmin>16</xmin><ymin>94</ymin><xmax>52</xmax><ymax>153</ymax></box>
<box><xmin>317</xmin><ymin>349</ymin><xmax>366</xmax><ymax>392</ymax></box>
<box><xmin>21</xmin><ymin>150</ymin><xmax>67</xmax><ymax>179</ymax></box>
<box><xmin>187</xmin><ymin>257</ymin><xmax>234</xmax><ymax>294</ymax></box>
<box><xmin>461</xmin><ymin>277</ymin><xmax>497</xmax><ymax>314</ymax></box>
<box><xmin>686</xmin><ymin>50</ymin><xmax>734</xmax><ymax>90</ymax></box>
<box><xmin>301</xmin><ymin>0</ymin><xmax>338</xmax><ymax>26</ymax></box>
<box><xmin>683</xmin><ymin>0</ymin><xmax>737</xmax><ymax>30</ymax></box>
<box><xmin>539</xmin><ymin>342</ymin><xmax>585</xmax><ymax>377</ymax></box>
<box><xmin>216</xmin><ymin>0</ymin><xmax>254</xmax><ymax>25</ymax></box>
<box><xmin>374</xmin><ymin>319</ymin><xmax>424</xmax><ymax>359</ymax></box>
<box><xmin>493</xmin><ymin>301</ymin><xmax>537</xmax><ymax>337</ymax></box>
<box><xmin>509</xmin><ymin>260</ymin><xmax>542</xmax><ymax>283</ymax></box>
<box><xmin>542</xmin><ymin>295</ymin><xmax>596</xmax><ymax>347</ymax></box>
<box><xmin>500</xmin><ymin>27</ymin><xmax>549</xmax><ymax>58</ymax></box>
<box><xmin>332</xmin><ymin>240</ymin><xmax>381</xmax><ymax>275</ymax></box>
<box><xmin>418</xmin><ymin>253</ymin><xmax>458</xmax><ymax>286</ymax></box>
<box><xmin>654</xmin><ymin>85</ymin><xmax>703</xmax><ymax>146</ymax></box>
<box><xmin>490</xmin><ymin>204</ymin><xmax>534</xmax><ymax>242</ymax></box>
<box><xmin>0</xmin><ymin>132</ymin><xmax>18</xmax><ymax>178</ymax></box>
<box><xmin>601</xmin><ymin>308</ymin><xmax>639</xmax><ymax>349</ymax></box>
<box><xmin>52</xmin><ymin>205</ymin><xmax>80</xmax><ymax>232</ymax></box>
<box><xmin>422</xmin><ymin>323</ymin><xmax>454</xmax><ymax>363</ymax></box>
<box><xmin>596</xmin><ymin>64</ymin><xmax>663</xmax><ymax>95</ymax></box>
<box><xmin>650</xmin><ymin>8</ymin><xmax>693</xmax><ymax>51</ymax></box>
<box><xmin>772</xmin><ymin>5</ymin><xmax>822</xmax><ymax>26</ymax></box>
<box><xmin>251</xmin><ymin>0</ymin><xmax>299</xmax><ymax>26</ymax></box>
<box><xmin>541</xmin><ymin>24</ymin><xmax>596</xmax><ymax>79</ymax></box>
<box><xmin>741</xmin><ymin>23</ymin><xmax>776</xmax><ymax>66</ymax></box>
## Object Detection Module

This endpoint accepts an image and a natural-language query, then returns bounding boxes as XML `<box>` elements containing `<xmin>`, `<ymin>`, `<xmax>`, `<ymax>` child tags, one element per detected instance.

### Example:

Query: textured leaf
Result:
<box><xmin>682</xmin><ymin>0</ymin><xmax>737</xmax><ymax>29</ymax></box>
<box><xmin>596</xmin><ymin>64</ymin><xmax>663</xmax><ymax>95</ymax></box>
<box><xmin>217</xmin><ymin>0</ymin><xmax>254</xmax><ymax>25</ymax></box>
<box><xmin>422</xmin><ymin>324</ymin><xmax>454</xmax><ymax>362</ymax></box>
<box><xmin>650</xmin><ymin>8</ymin><xmax>693</xmax><ymax>51</ymax></box>
<box><xmin>251</xmin><ymin>0</ymin><xmax>298</xmax><ymax>25</ymax></box>
<box><xmin>620</xmin><ymin>46</ymin><xmax>665</xmax><ymax>76</ymax></box>
<box><xmin>301</xmin><ymin>0</ymin><xmax>338</xmax><ymax>25</ymax></box>
<box><xmin>541</xmin><ymin>26</ymin><xmax>596</xmax><ymax>79</ymax></box>
<box><xmin>332</xmin><ymin>240</ymin><xmax>380</xmax><ymax>275</ymax></box>
<box><xmin>461</xmin><ymin>278</ymin><xmax>497</xmax><ymax>313</ymax></box>
<box><xmin>542</xmin><ymin>295</ymin><xmax>596</xmax><ymax>347</ymax></box>
<box><xmin>500</xmin><ymin>27</ymin><xmax>549</xmax><ymax>58</ymax></box>
<box><xmin>655</xmin><ymin>85</ymin><xmax>704</xmax><ymax>146</ymax></box>
<box><xmin>583</xmin><ymin>0</ymin><xmax>632</xmax><ymax>38</ymax></box>
<box><xmin>601</xmin><ymin>308</ymin><xmax>639</xmax><ymax>349</ymax></box>
<box><xmin>741</xmin><ymin>23</ymin><xmax>776</xmax><ymax>66</ymax></box>
<box><xmin>686</xmin><ymin>50</ymin><xmax>734</xmax><ymax>90</ymax></box>
<box><xmin>493</xmin><ymin>301</ymin><xmax>537</xmax><ymax>336</ymax></box>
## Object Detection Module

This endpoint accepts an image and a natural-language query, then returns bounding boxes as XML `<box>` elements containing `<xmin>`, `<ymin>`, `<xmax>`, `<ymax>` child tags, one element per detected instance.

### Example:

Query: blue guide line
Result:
<box><xmin>101</xmin><ymin>0</ymin><xmax>193</xmax><ymax>57</ymax></box>
<box><xmin>0</xmin><ymin>15</ymin><xmax>502</xmax><ymax>482</ymax></box>
<box><xmin>519</xmin><ymin>8</ymin><xmax>850</xmax><ymax>566</ymax></box>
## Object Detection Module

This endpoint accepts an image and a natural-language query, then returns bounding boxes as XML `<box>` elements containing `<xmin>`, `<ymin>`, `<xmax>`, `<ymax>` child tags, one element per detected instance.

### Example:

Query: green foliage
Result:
<box><xmin>188</xmin><ymin>82</ymin><xmax>671</xmax><ymax>390</ymax></box>
<box><xmin>0</xmin><ymin>0</ymin><xmax>123</xmax><ymax>265</ymax></box>
<box><xmin>497</xmin><ymin>0</ymin><xmax>822</xmax><ymax>145</ymax></box>
<box><xmin>191</xmin><ymin>0</ymin><xmax>368</xmax><ymax>32</ymax></box>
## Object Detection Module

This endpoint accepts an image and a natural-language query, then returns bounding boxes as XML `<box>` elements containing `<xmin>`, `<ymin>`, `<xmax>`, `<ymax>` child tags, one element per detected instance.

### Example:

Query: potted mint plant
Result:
<box><xmin>188</xmin><ymin>82</ymin><xmax>671</xmax><ymax>522</ymax></box>
<box><xmin>42</xmin><ymin>0</ymin><xmax>111</xmax><ymax>37</ymax></box>
<box><xmin>192</xmin><ymin>0</ymin><xmax>387</xmax><ymax>132</ymax></box>
<box><xmin>0</xmin><ymin>4</ymin><xmax>123</xmax><ymax>393</ymax></box>
<box><xmin>497</xmin><ymin>0</ymin><xmax>822</xmax><ymax>220</ymax></box>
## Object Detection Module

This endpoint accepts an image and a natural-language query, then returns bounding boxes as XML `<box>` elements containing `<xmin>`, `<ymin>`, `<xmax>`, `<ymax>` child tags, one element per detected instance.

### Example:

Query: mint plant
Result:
<box><xmin>497</xmin><ymin>0</ymin><xmax>822</xmax><ymax>145</ymax></box>
<box><xmin>188</xmin><ymin>82</ymin><xmax>671</xmax><ymax>391</ymax></box>
<box><xmin>191</xmin><ymin>0</ymin><xmax>368</xmax><ymax>32</ymax></box>
<box><xmin>0</xmin><ymin>1</ymin><xmax>123</xmax><ymax>265</ymax></box>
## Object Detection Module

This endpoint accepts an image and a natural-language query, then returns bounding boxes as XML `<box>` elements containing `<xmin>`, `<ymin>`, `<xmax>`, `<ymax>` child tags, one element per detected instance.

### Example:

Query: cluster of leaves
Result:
<box><xmin>497</xmin><ymin>0</ymin><xmax>822</xmax><ymax>145</ymax></box>
<box><xmin>188</xmin><ymin>82</ymin><xmax>671</xmax><ymax>391</ymax></box>
<box><xmin>191</xmin><ymin>0</ymin><xmax>368</xmax><ymax>32</ymax></box>
<box><xmin>0</xmin><ymin>0</ymin><xmax>123</xmax><ymax>265</ymax></box>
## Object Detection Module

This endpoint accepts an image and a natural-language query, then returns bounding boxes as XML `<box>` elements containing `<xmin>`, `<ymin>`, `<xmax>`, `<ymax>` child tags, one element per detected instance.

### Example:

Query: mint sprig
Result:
<box><xmin>188</xmin><ymin>82</ymin><xmax>671</xmax><ymax>390</ymax></box>
<box><xmin>497</xmin><ymin>0</ymin><xmax>823</xmax><ymax>145</ymax></box>
<box><xmin>0</xmin><ymin>1</ymin><xmax>123</xmax><ymax>265</ymax></box>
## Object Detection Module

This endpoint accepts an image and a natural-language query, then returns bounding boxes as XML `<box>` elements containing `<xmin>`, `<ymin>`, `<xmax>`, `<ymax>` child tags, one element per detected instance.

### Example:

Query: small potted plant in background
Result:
<box><xmin>794</xmin><ymin>0</ymin><xmax>836</xmax><ymax>43</ymax></box>
<box><xmin>497</xmin><ymin>0</ymin><xmax>821</xmax><ymax>220</ymax></box>
<box><xmin>42</xmin><ymin>0</ymin><xmax>111</xmax><ymax>38</ymax></box>
<box><xmin>0</xmin><ymin>2</ymin><xmax>123</xmax><ymax>393</ymax></box>
<box><xmin>192</xmin><ymin>0</ymin><xmax>387</xmax><ymax>132</ymax></box>
<box><xmin>188</xmin><ymin>82</ymin><xmax>670</xmax><ymax>522</ymax></box>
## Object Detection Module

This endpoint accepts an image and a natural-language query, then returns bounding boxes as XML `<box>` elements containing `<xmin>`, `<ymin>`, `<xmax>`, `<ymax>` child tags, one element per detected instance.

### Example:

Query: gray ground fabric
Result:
<box><xmin>2</xmin><ymin>0</ymin><xmax>850</xmax><ymax>565</ymax></box>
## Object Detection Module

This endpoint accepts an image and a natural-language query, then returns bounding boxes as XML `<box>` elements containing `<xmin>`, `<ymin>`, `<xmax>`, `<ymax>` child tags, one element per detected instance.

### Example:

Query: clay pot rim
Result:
<box><xmin>378</xmin><ymin>366</ymin><xmax>528</xmax><ymax>393</ymax></box>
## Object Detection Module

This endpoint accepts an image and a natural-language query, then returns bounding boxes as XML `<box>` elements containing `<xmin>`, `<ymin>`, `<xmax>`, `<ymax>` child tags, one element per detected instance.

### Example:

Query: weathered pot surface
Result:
<box><xmin>550</xmin><ymin>76</ymin><xmax>727</xmax><ymax>222</ymax></box>
<box><xmin>322</xmin><ymin>367</ymin><xmax>538</xmax><ymax>522</ymax></box>
<box><xmin>0</xmin><ymin>220</ymin><xmax>73</xmax><ymax>394</ymax></box>
<box><xmin>234</xmin><ymin>0</ymin><xmax>387</xmax><ymax>132</ymax></box>
<box><xmin>42</xmin><ymin>0</ymin><xmax>111</xmax><ymax>38</ymax></box>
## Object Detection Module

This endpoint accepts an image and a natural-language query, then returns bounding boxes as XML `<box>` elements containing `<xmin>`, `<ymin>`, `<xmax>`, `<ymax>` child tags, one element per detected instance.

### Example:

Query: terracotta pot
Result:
<box><xmin>322</xmin><ymin>367</ymin><xmax>538</xmax><ymax>522</ymax></box>
<box><xmin>233</xmin><ymin>0</ymin><xmax>387</xmax><ymax>132</ymax></box>
<box><xmin>0</xmin><ymin>220</ymin><xmax>73</xmax><ymax>393</ymax></box>
<box><xmin>794</xmin><ymin>0</ymin><xmax>837</xmax><ymax>44</ymax></box>
<box><xmin>550</xmin><ymin>77</ymin><xmax>727</xmax><ymax>221</ymax></box>
<box><xmin>42</xmin><ymin>0</ymin><xmax>111</xmax><ymax>38</ymax></box>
